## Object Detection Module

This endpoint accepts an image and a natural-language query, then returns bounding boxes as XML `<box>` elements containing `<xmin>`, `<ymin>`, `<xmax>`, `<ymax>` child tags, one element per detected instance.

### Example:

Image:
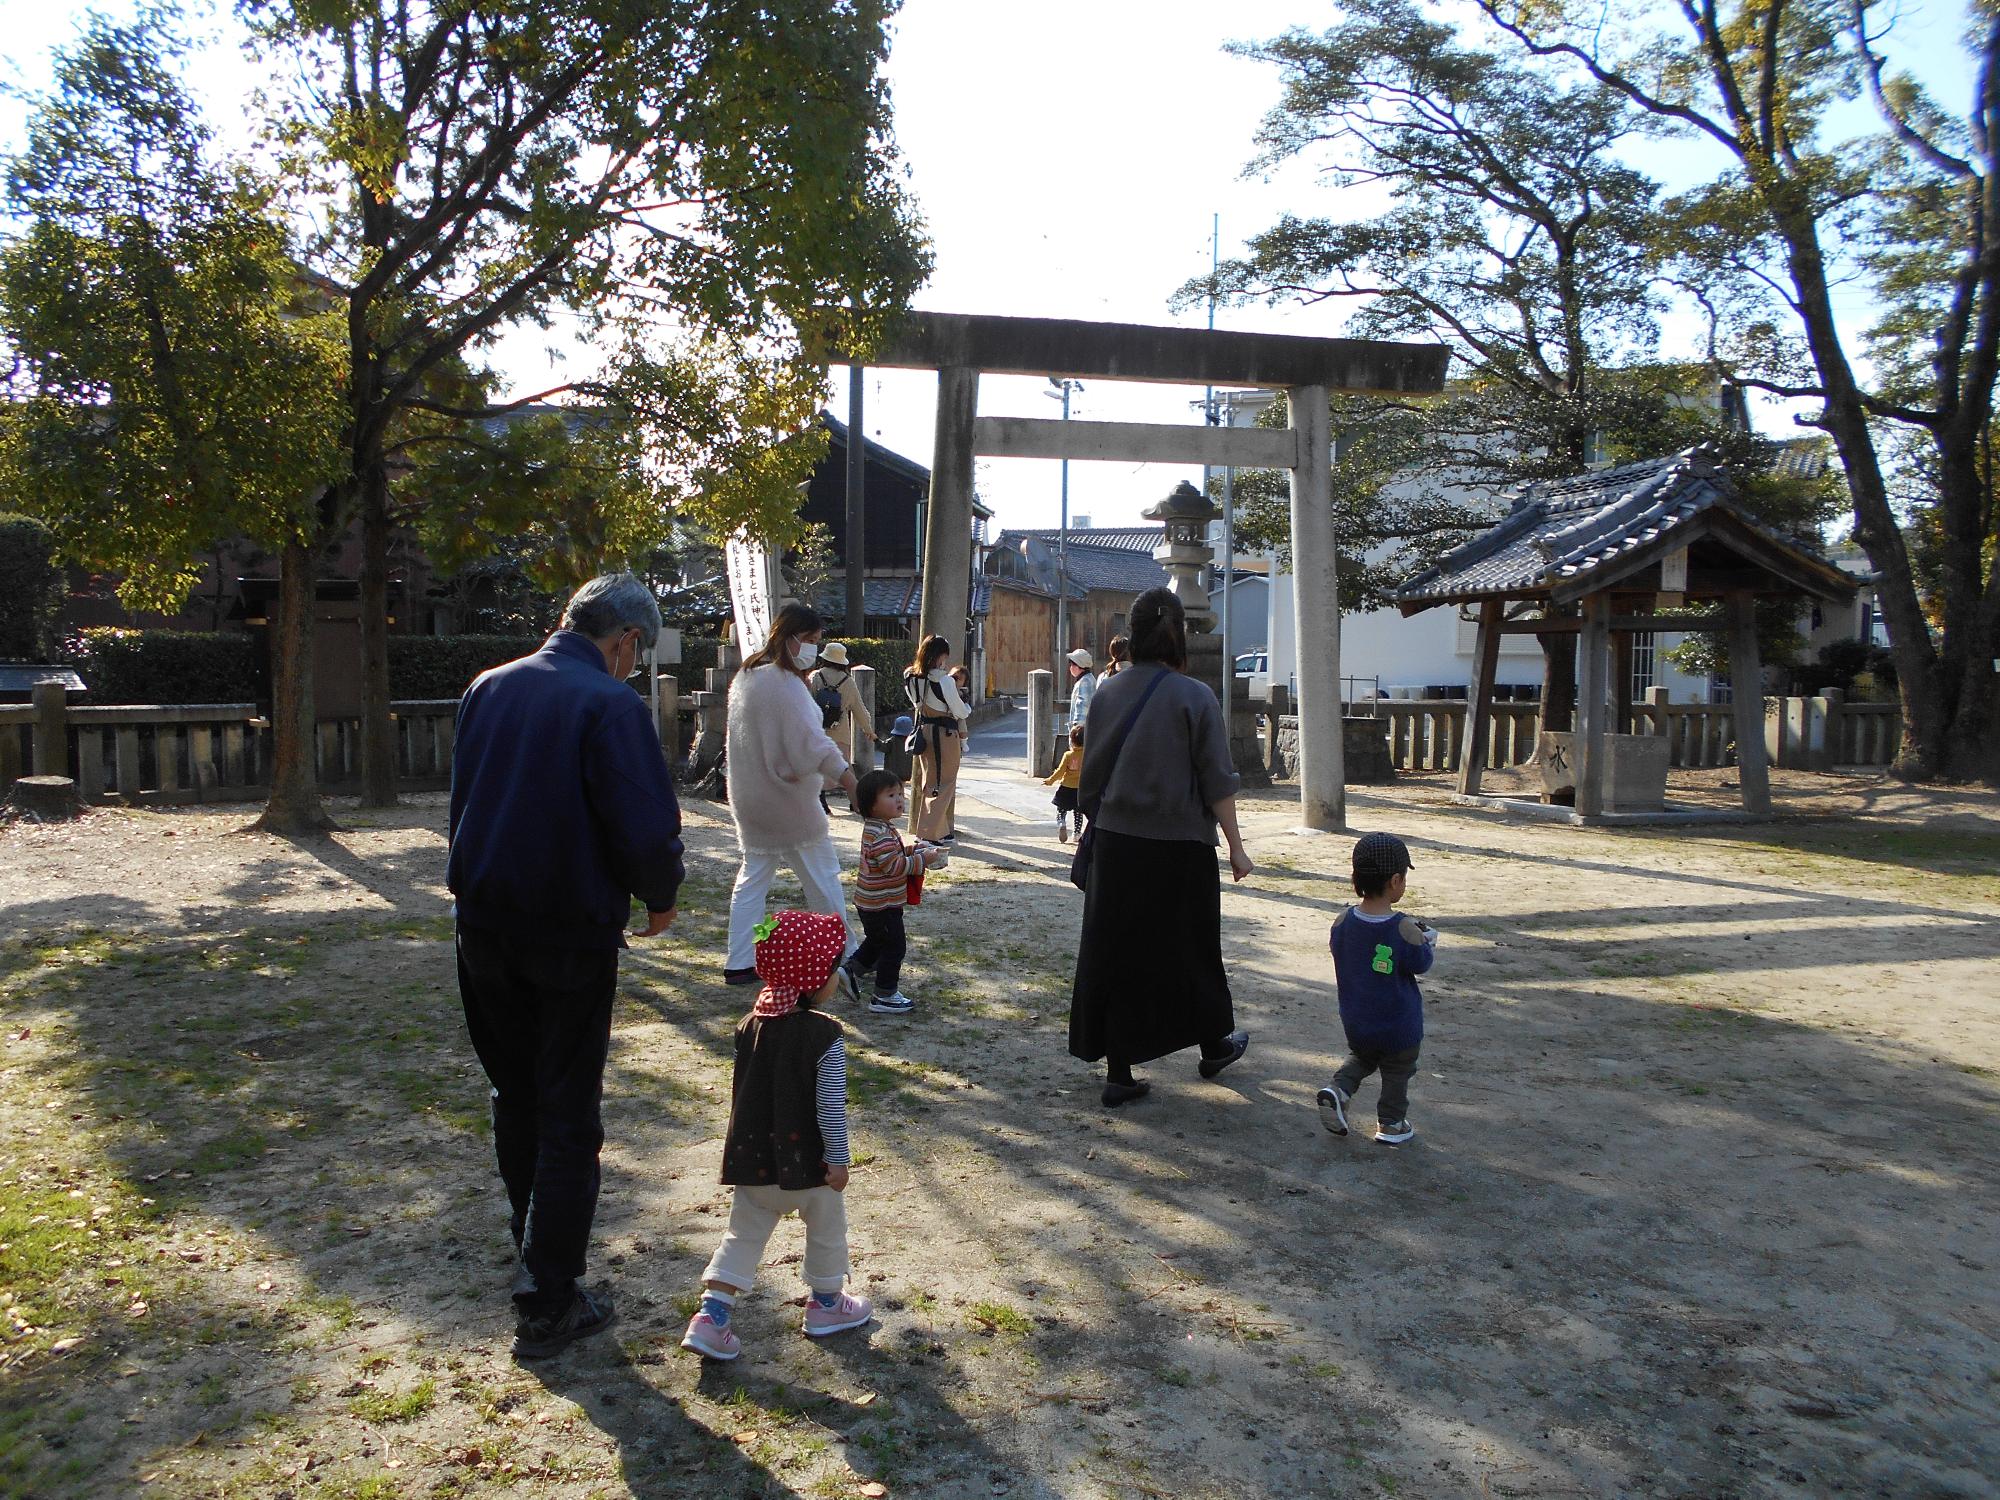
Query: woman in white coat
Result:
<box><xmin>722</xmin><ymin>603</ymin><xmax>859</xmax><ymax>985</ymax></box>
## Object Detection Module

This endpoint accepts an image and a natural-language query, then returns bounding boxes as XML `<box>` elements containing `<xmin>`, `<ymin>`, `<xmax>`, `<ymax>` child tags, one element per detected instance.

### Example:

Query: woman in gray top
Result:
<box><xmin>1068</xmin><ymin>588</ymin><xmax>1254</xmax><ymax>1107</ymax></box>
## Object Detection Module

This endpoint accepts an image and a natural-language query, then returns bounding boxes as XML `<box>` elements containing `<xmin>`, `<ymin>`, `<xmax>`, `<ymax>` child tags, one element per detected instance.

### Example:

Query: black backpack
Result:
<box><xmin>813</xmin><ymin>673</ymin><xmax>845</xmax><ymax>730</ymax></box>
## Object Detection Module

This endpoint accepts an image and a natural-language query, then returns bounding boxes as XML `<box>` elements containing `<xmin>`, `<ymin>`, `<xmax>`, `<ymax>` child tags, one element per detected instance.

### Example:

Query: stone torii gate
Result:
<box><xmin>850</xmin><ymin>312</ymin><xmax>1449</xmax><ymax>830</ymax></box>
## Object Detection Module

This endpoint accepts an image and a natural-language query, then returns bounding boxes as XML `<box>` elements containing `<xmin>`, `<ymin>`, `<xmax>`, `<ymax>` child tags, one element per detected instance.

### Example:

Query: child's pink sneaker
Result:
<box><xmin>679</xmin><ymin>1312</ymin><xmax>740</xmax><ymax>1360</ymax></box>
<box><xmin>802</xmin><ymin>1292</ymin><xmax>874</xmax><ymax>1338</ymax></box>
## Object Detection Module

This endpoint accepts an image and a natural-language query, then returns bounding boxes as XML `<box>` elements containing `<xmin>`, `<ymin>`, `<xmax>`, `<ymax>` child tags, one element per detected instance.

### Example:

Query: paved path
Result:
<box><xmin>956</xmin><ymin>705</ymin><xmax>1055</xmax><ymax>827</ymax></box>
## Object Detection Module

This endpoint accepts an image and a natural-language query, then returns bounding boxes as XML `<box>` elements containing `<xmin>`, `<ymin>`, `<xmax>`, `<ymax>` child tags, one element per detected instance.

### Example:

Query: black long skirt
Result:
<box><xmin>1068</xmin><ymin>827</ymin><xmax>1235</xmax><ymax>1067</ymax></box>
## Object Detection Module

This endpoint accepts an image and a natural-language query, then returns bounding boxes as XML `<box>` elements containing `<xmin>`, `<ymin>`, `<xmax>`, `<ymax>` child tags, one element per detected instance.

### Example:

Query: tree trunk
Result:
<box><xmin>254</xmin><ymin>538</ymin><xmax>335</xmax><ymax>834</ymax></box>
<box><xmin>4</xmin><ymin>776</ymin><xmax>83</xmax><ymax>823</ymax></box>
<box><xmin>1771</xmin><ymin>216</ymin><xmax>1946</xmax><ymax>779</ymax></box>
<box><xmin>357</xmin><ymin>461</ymin><xmax>397</xmax><ymax>807</ymax></box>
<box><xmin>1540</xmin><ymin>607</ymin><xmax>1577</xmax><ymax>734</ymax></box>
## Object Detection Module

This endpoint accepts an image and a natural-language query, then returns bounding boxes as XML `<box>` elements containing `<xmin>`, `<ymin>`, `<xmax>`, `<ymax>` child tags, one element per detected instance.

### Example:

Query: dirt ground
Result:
<box><xmin>1</xmin><ymin>766</ymin><xmax>1996</xmax><ymax>1500</ymax></box>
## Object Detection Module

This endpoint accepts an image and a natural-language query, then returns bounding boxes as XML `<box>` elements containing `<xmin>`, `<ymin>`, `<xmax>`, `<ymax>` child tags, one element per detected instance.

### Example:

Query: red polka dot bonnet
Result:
<box><xmin>751</xmin><ymin>910</ymin><xmax>847</xmax><ymax>1017</ymax></box>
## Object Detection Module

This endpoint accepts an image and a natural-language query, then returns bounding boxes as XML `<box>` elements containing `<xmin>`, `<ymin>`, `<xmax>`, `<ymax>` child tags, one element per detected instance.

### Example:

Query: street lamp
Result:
<box><xmin>1043</xmin><ymin>377</ymin><xmax>1082</xmax><ymax>665</ymax></box>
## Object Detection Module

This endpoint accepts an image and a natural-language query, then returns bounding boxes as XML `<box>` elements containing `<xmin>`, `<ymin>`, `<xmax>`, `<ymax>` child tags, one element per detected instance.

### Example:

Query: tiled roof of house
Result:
<box><xmin>807</xmin><ymin>575</ymin><xmax>993</xmax><ymax>621</ymax></box>
<box><xmin>1395</xmin><ymin>449</ymin><xmax>1849</xmax><ymax>606</ymax></box>
<box><xmin>993</xmin><ymin>530</ymin><xmax>1167</xmax><ymax>598</ymax></box>
<box><xmin>1057</xmin><ymin>542</ymin><xmax>1169</xmax><ymax>596</ymax></box>
<box><xmin>1011</xmin><ymin>526</ymin><xmax>1163</xmax><ymax>553</ymax></box>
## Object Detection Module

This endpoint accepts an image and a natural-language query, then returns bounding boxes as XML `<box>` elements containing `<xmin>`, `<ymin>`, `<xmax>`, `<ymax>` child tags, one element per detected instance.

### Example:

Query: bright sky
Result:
<box><xmin>0</xmin><ymin>0</ymin><xmax>1979</xmax><ymax>537</ymax></box>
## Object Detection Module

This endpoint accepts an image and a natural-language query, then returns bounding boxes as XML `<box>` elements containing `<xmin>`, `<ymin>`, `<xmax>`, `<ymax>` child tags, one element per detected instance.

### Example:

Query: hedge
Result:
<box><xmin>665</xmin><ymin>635</ymin><xmax>911</xmax><ymax>719</ymax></box>
<box><xmin>0</xmin><ymin>514</ymin><xmax>62</xmax><ymax>661</ymax></box>
<box><xmin>64</xmin><ymin>628</ymin><xmax>262</xmax><ymax>705</ymax></box>
<box><xmin>387</xmin><ymin>634</ymin><xmax>545</xmax><ymax>699</ymax></box>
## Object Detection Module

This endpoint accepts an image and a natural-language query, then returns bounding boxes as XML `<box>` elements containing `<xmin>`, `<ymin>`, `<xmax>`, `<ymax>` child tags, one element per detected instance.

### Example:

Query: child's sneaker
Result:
<box><xmin>802</xmin><ymin>1291</ymin><xmax>874</xmax><ymax>1338</ymax></box>
<box><xmin>869</xmin><ymin>991</ymin><xmax>915</xmax><ymax>1014</ymax></box>
<box><xmin>679</xmin><ymin>1311</ymin><xmax>740</xmax><ymax>1360</ymax></box>
<box><xmin>1374</xmin><ymin>1118</ymin><xmax>1415</xmax><ymax>1144</ymax></box>
<box><xmin>1316</xmin><ymin>1084</ymin><xmax>1350</xmax><ymax>1136</ymax></box>
<box><xmin>835</xmin><ymin>962</ymin><xmax>861</xmax><ymax>1007</ymax></box>
<box><xmin>1057</xmin><ymin>817</ymin><xmax>1070</xmax><ymax>844</ymax></box>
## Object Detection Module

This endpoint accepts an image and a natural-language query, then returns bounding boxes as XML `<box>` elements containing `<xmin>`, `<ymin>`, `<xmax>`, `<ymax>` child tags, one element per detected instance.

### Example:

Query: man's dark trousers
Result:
<box><xmin>1332</xmin><ymin>1042</ymin><xmax>1421</xmax><ymax>1124</ymax></box>
<box><xmin>457</xmin><ymin>925</ymin><xmax>617</xmax><ymax>1316</ymax></box>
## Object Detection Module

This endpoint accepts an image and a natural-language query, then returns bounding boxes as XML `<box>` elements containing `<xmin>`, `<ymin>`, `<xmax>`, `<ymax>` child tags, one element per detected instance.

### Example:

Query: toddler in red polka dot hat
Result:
<box><xmin>681</xmin><ymin>911</ymin><xmax>874</xmax><ymax>1361</ymax></box>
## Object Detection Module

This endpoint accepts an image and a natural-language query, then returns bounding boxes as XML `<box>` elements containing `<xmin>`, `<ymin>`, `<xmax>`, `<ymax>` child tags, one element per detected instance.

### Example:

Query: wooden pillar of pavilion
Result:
<box><xmin>1457</xmin><ymin>599</ymin><xmax>1505</xmax><ymax>797</ymax></box>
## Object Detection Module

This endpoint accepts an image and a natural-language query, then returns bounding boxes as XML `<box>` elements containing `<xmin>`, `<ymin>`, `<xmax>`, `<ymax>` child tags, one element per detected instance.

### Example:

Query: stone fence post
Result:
<box><xmin>31</xmin><ymin>681</ymin><xmax>66</xmax><ymax>778</ymax></box>
<box><xmin>851</xmin><ymin>664</ymin><xmax>877</xmax><ymax>771</ymax></box>
<box><xmin>1027</xmin><ymin>669</ymin><xmax>1056</xmax><ymax>777</ymax></box>
<box><xmin>1644</xmin><ymin>685</ymin><xmax>1671</xmax><ymax>735</ymax></box>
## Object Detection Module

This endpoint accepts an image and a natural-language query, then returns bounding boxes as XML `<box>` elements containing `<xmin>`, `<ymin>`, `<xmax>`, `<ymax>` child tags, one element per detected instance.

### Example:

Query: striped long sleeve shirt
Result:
<box><xmin>814</xmin><ymin>1036</ymin><xmax>850</xmax><ymax>1167</ymax></box>
<box><xmin>856</xmin><ymin>817</ymin><xmax>921</xmax><ymax>911</ymax></box>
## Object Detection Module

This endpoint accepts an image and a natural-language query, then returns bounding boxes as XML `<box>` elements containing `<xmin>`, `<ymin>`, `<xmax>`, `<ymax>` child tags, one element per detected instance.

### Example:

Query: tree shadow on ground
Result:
<box><xmin>7</xmin><ymin>795</ymin><xmax>2000</xmax><ymax>1498</ymax></box>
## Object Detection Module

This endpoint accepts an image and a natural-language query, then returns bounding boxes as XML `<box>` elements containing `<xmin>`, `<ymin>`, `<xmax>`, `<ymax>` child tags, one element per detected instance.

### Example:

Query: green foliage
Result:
<box><xmin>1206</xmin><ymin>0</ymin><xmax>1665</xmax><ymax>396</ymax></box>
<box><xmin>827</xmin><ymin>637</ymin><xmax>911</xmax><ymax>719</ymax></box>
<box><xmin>62</xmin><ymin>628</ymin><xmax>259</xmax><ymax>705</ymax></box>
<box><xmin>1190</xmin><ymin>1</ymin><xmax>1857</xmax><ymax>612</ymax></box>
<box><xmin>0</xmin><ymin>14</ymin><xmax>347</xmax><ymax>614</ymax></box>
<box><xmin>1661</xmin><ymin>600</ymin><xmax>1806</xmax><ymax>682</ymax></box>
<box><xmin>663</xmin><ymin>635</ymin><xmax>903</xmax><ymax>718</ymax></box>
<box><xmin>1470</xmin><ymin>0</ymin><xmax>2000</xmax><ymax>777</ymax></box>
<box><xmin>1807</xmin><ymin>638</ymin><xmax>1899</xmax><ymax>699</ymax></box>
<box><xmin>384</xmin><ymin>636</ymin><xmax>545</xmax><ymax>701</ymax></box>
<box><xmin>243</xmin><ymin>0</ymin><xmax>929</xmax><ymax>554</ymax></box>
<box><xmin>665</xmin><ymin>636</ymin><xmax>722</xmax><ymax>698</ymax></box>
<box><xmin>1186</xmin><ymin>0</ymin><xmax>1794</xmax><ymax>606</ymax></box>
<box><xmin>0</xmin><ymin>513</ymin><xmax>62</xmax><ymax>660</ymax></box>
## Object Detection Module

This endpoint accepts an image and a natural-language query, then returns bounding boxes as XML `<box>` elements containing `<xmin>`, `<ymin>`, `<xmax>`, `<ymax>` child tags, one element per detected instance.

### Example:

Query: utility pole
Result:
<box><xmin>844</xmin><ymin>364</ymin><xmax>866</xmax><ymax>634</ymax></box>
<box><xmin>1043</xmin><ymin>376</ymin><xmax>1082</xmax><ymax>667</ymax></box>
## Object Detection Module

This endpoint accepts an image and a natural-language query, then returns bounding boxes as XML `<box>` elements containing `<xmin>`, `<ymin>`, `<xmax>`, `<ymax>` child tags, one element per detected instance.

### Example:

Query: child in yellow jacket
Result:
<box><xmin>1043</xmin><ymin>722</ymin><xmax>1085</xmax><ymax>843</ymax></box>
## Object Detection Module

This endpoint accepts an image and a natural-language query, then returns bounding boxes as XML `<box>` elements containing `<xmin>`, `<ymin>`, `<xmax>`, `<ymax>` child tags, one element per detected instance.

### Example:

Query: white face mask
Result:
<box><xmin>793</xmin><ymin>641</ymin><xmax>819</xmax><ymax>669</ymax></box>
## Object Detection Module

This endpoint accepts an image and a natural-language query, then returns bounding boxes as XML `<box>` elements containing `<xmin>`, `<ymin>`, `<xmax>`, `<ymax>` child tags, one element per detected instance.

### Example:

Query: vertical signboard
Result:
<box><xmin>725</xmin><ymin>532</ymin><xmax>782</xmax><ymax>654</ymax></box>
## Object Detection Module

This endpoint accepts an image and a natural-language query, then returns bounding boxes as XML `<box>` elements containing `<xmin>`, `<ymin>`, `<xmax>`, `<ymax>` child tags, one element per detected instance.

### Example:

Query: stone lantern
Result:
<box><xmin>1142</xmin><ymin>479</ymin><xmax>1218</xmax><ymax>632</ymax></box>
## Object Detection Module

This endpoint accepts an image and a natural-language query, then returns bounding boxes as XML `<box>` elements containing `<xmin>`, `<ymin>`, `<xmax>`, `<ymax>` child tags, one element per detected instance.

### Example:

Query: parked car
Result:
<box><xmin>1234</xmin><ymin>650</ymin><xmax>1270</xmax><ymax>700</ymax></box>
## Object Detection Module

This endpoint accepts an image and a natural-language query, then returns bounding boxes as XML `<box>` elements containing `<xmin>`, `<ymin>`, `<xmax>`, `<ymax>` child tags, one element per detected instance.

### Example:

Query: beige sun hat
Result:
<box><xmin>1066</xmin><ymin>648</ymin><xmax>1094</xmax><ymax>669</ymax></box>
<box><xmin>819</xmin><ymin>642</ymin><xmax>850</xmax><ymax>666</ymax></box>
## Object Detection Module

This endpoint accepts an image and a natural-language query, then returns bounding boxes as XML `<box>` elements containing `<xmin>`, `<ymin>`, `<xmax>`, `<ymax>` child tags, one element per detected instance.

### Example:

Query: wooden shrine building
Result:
<box><xmin>1394</xmin><ymin>449</ymin><xmax>1856</xmax><ymax>821</ymax></box>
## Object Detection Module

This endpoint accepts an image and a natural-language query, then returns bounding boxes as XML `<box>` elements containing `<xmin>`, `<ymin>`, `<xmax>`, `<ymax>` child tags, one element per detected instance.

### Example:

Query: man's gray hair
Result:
<box><xmin>560</xmin><ymin>573</ymin><xmax>661</xmax><ymax>648</ymax></box>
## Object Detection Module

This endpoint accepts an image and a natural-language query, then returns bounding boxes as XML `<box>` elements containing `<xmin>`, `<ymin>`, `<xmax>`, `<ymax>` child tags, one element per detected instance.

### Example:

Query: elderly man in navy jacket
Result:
<box><xmin>449</xmin><ymin>573</ymin><xmax>685</xmax><ymax>1358</ymax></box>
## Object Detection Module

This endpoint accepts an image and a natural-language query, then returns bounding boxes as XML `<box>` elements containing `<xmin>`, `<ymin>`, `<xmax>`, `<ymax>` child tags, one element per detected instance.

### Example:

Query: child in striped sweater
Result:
<box><xmin>843</xmin><ymin>769</ymin><xmax>946</xmax><ymax>1015</ymax></box>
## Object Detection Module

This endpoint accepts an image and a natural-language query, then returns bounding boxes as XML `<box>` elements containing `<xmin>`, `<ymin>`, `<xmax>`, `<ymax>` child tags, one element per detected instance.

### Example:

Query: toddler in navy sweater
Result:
<box><xmin>1320</xmin><ymin>832</ymin><xmax>1436</xmax><ymax>1145</ymax></box>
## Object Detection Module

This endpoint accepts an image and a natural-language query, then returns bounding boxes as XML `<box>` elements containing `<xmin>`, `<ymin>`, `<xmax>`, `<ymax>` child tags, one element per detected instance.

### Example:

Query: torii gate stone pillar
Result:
<box><xmin>1287</xmin><ymin>384</ymin><xmax>1342</xmax><ymax>830</ymax></box>
<box><xmin>918</xmin><ymin>365</ymin><xmax>978</xmax><ymax>650</ymax></box>
<box><xmin>833</xmin><ymin>313</ymin><xmax>1448</xmax><ymax>834</ymax></box>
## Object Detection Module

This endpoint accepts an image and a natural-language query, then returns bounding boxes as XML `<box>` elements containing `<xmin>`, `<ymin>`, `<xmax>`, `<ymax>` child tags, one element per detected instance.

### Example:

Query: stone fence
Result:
<box><xmin>1265</xmin><ymin>688</ymin><xmax>1899</xmax><ymax>780</ymax></box>
<box><xmin>0</xmin><ymin>687</ymin><xmax>461</xmax><ymax>805</ymax></box>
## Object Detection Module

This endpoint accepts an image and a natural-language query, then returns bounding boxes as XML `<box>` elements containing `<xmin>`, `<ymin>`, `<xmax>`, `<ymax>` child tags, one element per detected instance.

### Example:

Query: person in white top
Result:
<box><xmin>901</xmin><ymin>634</ymin><xmax>971</xmax><ymax>842</ymax></box>
<box><xmin>722</xmin><ymin>603</ymin><xmax>860</xmax><ymax>984</ymax></box>
<box><xmin>1065</xmin><ymin>647</ymin><xmax>1095</xmax><ymax>730</ymax></box>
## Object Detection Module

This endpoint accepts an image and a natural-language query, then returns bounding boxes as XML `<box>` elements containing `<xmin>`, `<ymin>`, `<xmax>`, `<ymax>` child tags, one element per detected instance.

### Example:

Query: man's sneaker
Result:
<box><xmin>869</xmin><ymin>991</ymin><xmax>915</xmax><ymax>1014</ymax></box>
<box><xmin>512</xmin><ymin>1286</ymin><xmax>616</xmax><ymax>1360</ymax></box>
<box><xmin>679</xmin><ymin>1311</ymin><xmax>740</xmax><ymax>1361</ymax></box>
<box><xmin>802</xmin><ymin>1292</ymin><xmax>874</xmax><ymax>1338</ymax></box>
<box><xmin>1317</xmin><ymin>1084</ymin><xmax>1350</xmax><ymax>1136</ymax></box>
<box><xmin>722</xmin><ymin>966</ymin><xmax>759</xmax><ymax>987</ymax></box>
<box><xmin>1375</xmin><ymin>1118</ymin><xmax>1415</xmax><ymax>1145</ymax></box>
